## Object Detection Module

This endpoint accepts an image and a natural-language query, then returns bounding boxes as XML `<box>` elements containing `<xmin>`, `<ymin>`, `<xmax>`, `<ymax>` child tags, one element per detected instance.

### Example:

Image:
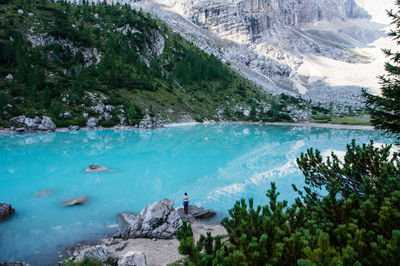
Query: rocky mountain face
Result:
<box><xmin>124</xmin><ymin>0</ymin><xmax>393</xmax><ymax>113</ymax></box>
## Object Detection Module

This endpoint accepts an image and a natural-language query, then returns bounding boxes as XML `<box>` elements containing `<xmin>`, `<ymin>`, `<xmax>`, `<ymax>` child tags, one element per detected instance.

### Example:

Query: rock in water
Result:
<box><xmin>85</xmin><ymin>164</ymin><xmax>109</xmax><ymax>173</ymax></box>
<box><xmin>9</xmin><ymin>116</ymin><xmax>26</xmax><ymax>128</ymax></box>
<box><xmin>38</xmin><ymin>116</ymin><xmax>56</xmax><ymax>131</ymax></box>
<box><xmin>0</xmin><ymin>203</ymin><xmax>15</xmax><ymax>222</ymax></box>
<box><xmin>62</xmin><ymin>196</ymin><xmax>88</xmax><ymax>206</ymax></box>
<box><xmin>34</xmin><ymin>189</ymin><xmax>53</xmax><ymax>196</ymax></box>
<box><xmin>118</xmin><ymin>251</ymin><xmax>147</xmax><ymax>266</ymax></box>
<box><xmin>177</xmin><ymin>205</ymin><xmax>216</xmax><ymax>221</ymax></box>
<box><xmin>117</xmin><ymin>199</ymin><xmax>182</xmax><ymax>240</ymax></box>
<box><xmin>82</xmin><ymin>245</ymin><xmax>110</xmax><ymax>262</ymax></box>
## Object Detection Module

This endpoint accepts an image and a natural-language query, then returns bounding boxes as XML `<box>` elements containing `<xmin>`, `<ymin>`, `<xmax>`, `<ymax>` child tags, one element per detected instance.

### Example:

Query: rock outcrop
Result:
<box><xmin>62</xmin><ymin>196</ymin><xmax>89</xmax><ymax>206</ymax></box>
<box><xmin>177</xmin><ymin>205</ymin><xmax>216</xmax><ymax>223</ymax></box>
<box><xmin>0</xmin><ymin>203</ymin><xmax>15</xmax><ymax>222</ymax></box>
<box><xmin>117</xmin><ymin>251</ymin><xmax>147</xmax><ymax>266</ymax></box>
<box><xmin>116</xmin><ymin>199</ymin><xmax>182</xmax><ymax>240</ymax></box>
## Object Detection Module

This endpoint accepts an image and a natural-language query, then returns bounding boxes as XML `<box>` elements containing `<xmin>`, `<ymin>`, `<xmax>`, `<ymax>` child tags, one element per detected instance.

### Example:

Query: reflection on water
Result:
<box><xmin>0</xmin><ymin>124</ymin><xmax>392</xmax><ymax>265</ymax></box>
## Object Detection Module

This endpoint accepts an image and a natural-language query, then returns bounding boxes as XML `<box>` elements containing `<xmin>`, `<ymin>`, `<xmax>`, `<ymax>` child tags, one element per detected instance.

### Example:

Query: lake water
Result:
<box><xmin>0</xmin><ymin>124</ymin><xmax>392</xmax><ymax>265</ymax></box>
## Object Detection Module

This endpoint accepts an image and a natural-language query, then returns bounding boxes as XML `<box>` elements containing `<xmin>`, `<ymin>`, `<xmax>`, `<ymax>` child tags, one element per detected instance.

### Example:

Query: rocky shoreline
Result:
<box><xmin>62</xmin><ymin>199</ymin><xmax>224</xmax><ymax>266</ymax></box>
<box><xmin>0</xmin><ymin>120</ymin><xmax>374</xmax><ymax>136</ymax></box>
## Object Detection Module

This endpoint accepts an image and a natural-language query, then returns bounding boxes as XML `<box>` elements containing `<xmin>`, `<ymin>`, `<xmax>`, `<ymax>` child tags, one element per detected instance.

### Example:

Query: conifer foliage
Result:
<box><xmin>364</xmin><ymin>0</ymin><xmax>400</xmax><ymax>140</ymax></box>
<box><xmin>176</xmin><ymin>141</ymin><xmax>400</xmax><ymax>265</ymax></box>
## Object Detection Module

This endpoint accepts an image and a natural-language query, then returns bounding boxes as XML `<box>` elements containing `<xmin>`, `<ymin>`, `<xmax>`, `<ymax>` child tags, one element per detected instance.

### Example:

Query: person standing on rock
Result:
<box><xmin>183</xmin><ymin>193</ymin><xmax>189</xmax><ymax>214</ymax></box>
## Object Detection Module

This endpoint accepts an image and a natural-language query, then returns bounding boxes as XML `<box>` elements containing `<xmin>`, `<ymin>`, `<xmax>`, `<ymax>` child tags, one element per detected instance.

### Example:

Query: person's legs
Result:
<box><xmin>184</xmin><ymin>204</ymin><xmax>188</xmax><ymax>214</ymax></box>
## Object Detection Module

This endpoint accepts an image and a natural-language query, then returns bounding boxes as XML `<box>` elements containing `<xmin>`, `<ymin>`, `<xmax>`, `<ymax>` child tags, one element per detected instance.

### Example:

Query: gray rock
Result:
<box><xmin>115</xmin><ymin>242</ymin><xmax>128</xmax><ymax>252</ymax></box>
<box><xmin>91</xmin><ymin>104</ymin><xmax>104</xmax><ymax>114</ymax></box>
<box><xmin>24</xmin><ymin>117</ymin><xmax>40</xmax><ymax>129</ymax></box>
<box><xmin>85</xmin><ymin>164</ymin><xmax>109</xmax><ymax>173</ymax></box>
<box><xmin>68</xmin><ymin>125</ymin><xmax>80</xmax><ymax>131</ymax></box>
<box><xmin>9</xmin><ymin>116</ymin><xmax>26</xmax><ymax>127</ymax></box>
<box><xmin>0</xmin><ymin>203</ymin><xmax>15</xmax><ymax>222</ymax></box>
<box><xmin>104</xmin><ymin>112</ymin><xmax>112</xmax><ymax>121</ymax></box>
<box><xmin>117</xmin><ymin>199</ymin><xmax>182</xmax><ymax>240</ymax></box>
<box><xmin>105</xmin><ymin>105</ymin><xmax>115</xmax><ymax>112</ymax></box>
<box><xmin>181</xmin><ymin>205</ymin><xmax>216</xmax><ymax>219</ymax></box>
<box><xmin>83</xmin><ymin>112</ymin><xmax>88</xmax><ymax>118</ymax></box>
<box><xmin>38</xmin><ymin>116</ymin><xmax>56</xmax><ymax>131</ymax></box>
<box><xmin>15</xmin><ymin>128</ymin><xmax>25</xmax><ymax>133</ymax></box>
<box><xmin>34</xmin><ymin>189</ymin><xmax>53</xmax><ymax>196</ymax></box>
<box><xmin>117</xmin><ymin>251</ymin><xmax>147</xmax><ymax>266</ymax></box>
<box><xmin>6</xmin><ymin>74</ymin><xmax>13</xmax><ymax>80</ymax></box>
<box><xmin>87</xmin><ymin>117</ymin><xmax>98</xmax><ymax>128</ymax></box>
<box><xmin>82</xmin><ymin>245</ymin><xmax>110</xmax><ymax>262</ymax></box>
<box><xmin>62</xmin><ymin>196</ymin><xmax>88</xmax><ymax>207</ymax></box>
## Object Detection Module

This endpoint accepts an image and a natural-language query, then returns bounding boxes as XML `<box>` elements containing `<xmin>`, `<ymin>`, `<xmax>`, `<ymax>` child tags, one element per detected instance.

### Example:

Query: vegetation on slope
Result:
<box><xmin>0</xmin><ymin>0</ymin><xmax>312</xmax><ymax>128</ymax></box>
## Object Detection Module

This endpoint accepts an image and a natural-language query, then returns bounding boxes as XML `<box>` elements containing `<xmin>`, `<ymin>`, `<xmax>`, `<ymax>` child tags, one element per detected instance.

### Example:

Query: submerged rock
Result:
<box><xmin>34</xmin><ymin>189</ymin><xmax>53</xmax><ymax>197</ymax></box>
<box><xmin>0</xmin><ymin>262</ymin><xmax>31</xmax><ymax>266</ymax></box>
<box><xmin>118</xmin><ymin>251</ymin><xmax>147</xmax><ymax>266</ymax></box>
<box><xmin>62</xmin><ymin>196</ymin><xmax>88</xmax><ymax>206</ymax></box>
<box><xmin>116</xmin><ymin>199</ymin><xmax>182</xmax><ymax>240</ymax></box>
<box><xmin>85</xmin><ymin>164</ymin><xmax>109</xmax><ymax>173</ymax></box>
<box><xmin>0</xmin><ymin>203</ymin><xmax>15</xmax><ymax>222</ymax></box>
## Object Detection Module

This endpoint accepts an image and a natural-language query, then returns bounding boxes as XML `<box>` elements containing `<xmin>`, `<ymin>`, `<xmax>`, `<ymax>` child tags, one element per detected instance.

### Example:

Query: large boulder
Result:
<box><xmin>0</xmin><ymin>203</ymin><xmax>15</xmax><ymax>222</ymax></box>
<box><xmin>9</xmin><ymin>116</ymin><xmax>26</xmax><ymax>128</ymax></box>
<box><xmin>117</xmin><ymin>199</ymin><xmax>182</xmax><ymax>240</ymax></box>
<box><xmin>87</xmin><ymin>117</ymin><xmax>98</xmax><ymax>128</ymax></box>
<box><xmin>38</xmin><ymin>116</ymin><xmax>56</xmax><ymax>131</ymax></box>
<box><xmin>118</xmin><ymin>251</ymin><xmax>147</xmax><ymax>266</ymax></box>
<box><xmin>118</xmin><ymin>212</ymin><xmax>139</xmax><ymax>226</ymax></box>
<box><xmin>177</xmin><ymin>205</ymin><xmax>216</xmax><ymax>221</ymax></box>
<box><xmin>62</xmin><ymin>196</ymin><xmax>88</xmax><ymax>207</ymax></box>
<box><xmin>82</xmin><ymin>245</ymin><xmax>110</xmax><ymax>262</ymax></box>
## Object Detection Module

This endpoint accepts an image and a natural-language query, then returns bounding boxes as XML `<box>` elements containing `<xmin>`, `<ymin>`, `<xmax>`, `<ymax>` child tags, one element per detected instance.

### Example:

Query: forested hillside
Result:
<box><xmin>0</xmin><ymin>0</ymin><xmax>315</xmax><ymax>128</ymax></box>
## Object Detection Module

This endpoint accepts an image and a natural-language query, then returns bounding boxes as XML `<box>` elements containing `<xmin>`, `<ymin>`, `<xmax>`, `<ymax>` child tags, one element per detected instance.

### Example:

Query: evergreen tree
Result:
<box><xmin>364</xmin><ymin>1</ymin><xmax>400</xmax><ymax>140</ymax></box>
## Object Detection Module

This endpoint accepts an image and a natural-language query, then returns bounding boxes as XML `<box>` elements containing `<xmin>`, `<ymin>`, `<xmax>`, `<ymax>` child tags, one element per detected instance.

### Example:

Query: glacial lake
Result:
<box><xmin>0</xmin><ymin>124</ymin><xmax>393</xmax><ymax>265</ymax></box>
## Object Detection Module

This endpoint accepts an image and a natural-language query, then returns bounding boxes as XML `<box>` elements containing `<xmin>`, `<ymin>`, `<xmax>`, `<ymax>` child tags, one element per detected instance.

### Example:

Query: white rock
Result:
<box><xmin>105</xmin><ymin>105</ymin><xmax>114</xmax><ymax>112</ymax></box>
<box><xmin>83</xmin><ymin>112</ymin><xmax>88</xmax><ymax>118</ymax></box>
<box><xmin>38</xmin><ymin>116</ymin><xmax>56</xmax><ymax>131</ymax></box>
<box><xmin>87</xmin><ymin>117</ymin><xmax>98</xmax><ymax>128</ymax></box>
<box><xmin>6</xmin><ymin>74</ymin><xmax>13</xmax><ymax>80</ymax></box>
<box><xmin>17</xmin><ymin>9</ymin><xmax>23</xmax><ymax>14</ymax></box>
<box><xmin>28</xmin><ymin>12</ymin><xmax>34</xmax><ymax>17</ymax></box>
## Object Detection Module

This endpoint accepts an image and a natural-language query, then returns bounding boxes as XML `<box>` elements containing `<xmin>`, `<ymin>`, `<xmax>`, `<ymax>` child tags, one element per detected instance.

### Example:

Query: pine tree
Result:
<box><xmin>364</xmin><ymin>1</ymin><xmax>400</xmax><ymax>140</ymax></box>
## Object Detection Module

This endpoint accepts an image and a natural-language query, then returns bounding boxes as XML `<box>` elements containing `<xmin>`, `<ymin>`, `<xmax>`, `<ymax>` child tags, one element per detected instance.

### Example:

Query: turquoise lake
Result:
<box><xmin>0</xmin><ymin>124</ymin><xmax>393</xmax><ymax>265</ymax></box>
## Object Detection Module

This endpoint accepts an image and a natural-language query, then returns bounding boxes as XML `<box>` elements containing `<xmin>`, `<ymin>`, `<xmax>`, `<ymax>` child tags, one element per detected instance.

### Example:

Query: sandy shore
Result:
<box><xmin>72</xmin><ymin>222</ymin><xmax>227</xmax><ymax>266</ymax></box>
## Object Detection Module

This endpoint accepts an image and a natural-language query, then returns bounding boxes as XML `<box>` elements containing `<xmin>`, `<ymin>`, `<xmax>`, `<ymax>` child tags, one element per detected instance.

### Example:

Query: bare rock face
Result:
<box><xmin>0</xmin><ymin>203</ymin><xmax>15</xmax><ymax>222</ymax></box>
<box><xmin>62</xmin><ymin>196</ymin><xmax>89</xmax><ymax>206</ymax></box>
<box><xmin>116</xmin><ymin>199</ymin><xmax>182</xmax><ymax>240</ymax></box>
<box><xmin>87</xmin><ymin>117</ymin><xmax>98</xmax><ymax>128</ymax></box>
<box><xmin>117</xmin><ymin>251</ymin><xmax>147</xmax><ymax>266</ymax></box>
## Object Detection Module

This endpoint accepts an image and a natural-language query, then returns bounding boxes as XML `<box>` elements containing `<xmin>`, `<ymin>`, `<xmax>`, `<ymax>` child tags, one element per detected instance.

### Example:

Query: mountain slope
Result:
<box><xmin>0</xmin><ymin>0</ymin><xmax>316</xmax><ymax>128</ymax></box>
<box><xmin>126</xmin><ymin>0</ymin><xmax>395</xmax><ymax>113</ymax></box>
